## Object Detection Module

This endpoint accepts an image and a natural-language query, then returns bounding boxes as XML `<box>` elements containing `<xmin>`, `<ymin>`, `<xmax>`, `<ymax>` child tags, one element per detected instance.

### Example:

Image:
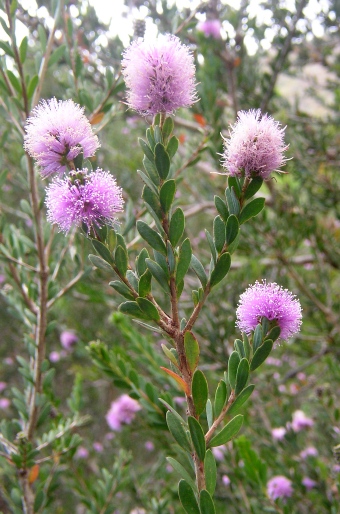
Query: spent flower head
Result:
<box><xmin>267</xmin><ymin>476</ymin><xmax>293</xmax><ymax>501</ymax></box>
<box><xmin>222</xmin><ymin>109</ymin><xmax>288</xmax><ymax>179</ymax></box>
<box><xmin>236</xmin><ymin>280</ymin><xmax>302</xmax><ymax>341</ymax></box>
<box><xmin>45</xmin><ymin>168</ymin><xmax>124</xmax><ymax>233</ymax></box>
<box><xmin>122</xmin><ymin>35</ymin><xmax>197</xmax><ymax>115</ymax></box>
<box><xmin>24</xmin><ymin>98</ymin><xmax>100</xmax><ymax>178</ymax></box>
<box><xmin>106</xmin><ymin>394</ymin><xmax>141</xmax><ymax>431</ymax></box>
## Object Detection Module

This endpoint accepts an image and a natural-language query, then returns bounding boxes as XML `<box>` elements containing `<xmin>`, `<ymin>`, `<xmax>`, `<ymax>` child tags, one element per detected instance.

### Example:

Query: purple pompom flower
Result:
<box><xmin>290</xmin><ymin>410</ymin><xmax>314</xmax><ymax>432</ymax></box>
<box><xmin>222</xmin><ymin>109</ymin><xmax>288</xmax><ymax>179</ymax></box>
<box><xmin>45</xmin><ymin>168</ymin><xmax>124</xmax><ymax>233</ymax></box>
<box><xmin>24</xmin><ymin>98</ymin><xmax>100</xmax><ymax>178</ymax></box>
<box><xmin>122</xmin><ymin>35</ymin><xmax>197</xmax><ymax>115</ymax></box>
<box><xmin>106</xmin><ymin>394</ymin><xmax>141</xmax><ymax>432</ymax></box>
<box><xmin>236</xmin><ymin>281</ymin><xmax>302</xmax><ymax>340</ymax></box>
<box><xmin>267</xmin><ymin>475</ymin><xmax>293</xmax><ymax>501</ymax></box>
<box><xmin>60</xmin><ymin>330</ymin><xmax>78</xmax><ymax>350</ymax></box>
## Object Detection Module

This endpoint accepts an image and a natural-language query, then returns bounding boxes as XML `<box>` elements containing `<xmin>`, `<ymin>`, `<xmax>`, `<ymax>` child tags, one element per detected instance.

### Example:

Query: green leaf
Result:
<box><xmin>139</xmin><ymin>138</ymin><xmax>155</xmax><ymax>163</ymax></box>
<box><xmin>137</xmin><ymin>221</ymin><xmax>166</xmax><ymax>255</ymax></box>
<box><xmin>136</xmin><ymin>248</ymin><xmax>149</xmax><ymax>277</ymax></box>
<box><xmin>167</xmin><ymin>457</ymin><xmax>196</xmax><ymax>491</ymax></box>
<box><xmin>167</xmin><ymin>135</ymin><xmax>179</xmax><ymax>159</ymax></box>
<box><xmin>225</xmin><ymin>187</ymin><xmax>240</xmax><ymax>216</ymax></box>
<box><xmin>188</xmin><ymin>416</ymin><xmax>206</xmax><ymax>462</ymax></box>
<box><xmin>184</xmin><ymin>331</ymin><xmax>199</xmax><ymax>373</ymax></box>
<box><xmin>205</xmin><ymin>230</ymin><xmax>217</xmax><ymax>264</ymax></box>
<box><xmin>214</xmin><ymin>380</ymin><xmax>227</xmax><ymax>418</ymax></box>
<box><xmin>162</xmin><ymin>344</ymin><xmax>178</xmax><ymax>367</ymax></box>
<box><xmin>235</xmin><ymin>358</ymin><xmax>249</xmax><ymax>395</ymax></box>
<box><xmin>234</xmin><ymin>339</ymin><xmax>245</xmax><ymax>358</ymax></box>
<box><xmin>48</xmin><ymin>44</ymin><xmax>66</xmax><ymax>67</ymax></box>
<box><xmin>239</xmin><ymin>197</ymin><xmax>265</xmax><ymax>225</ymax></box>
<box><xmin>127</xmin><ymin>270</ymin><xmax>139</xmax><ymax>290</ymax></box>
<box><xmin>145</xmin><ymin>258</ymin><xmax>169</xmax><ymax>293</ymax></box>
<box><xmin>228</xmin><ymin>351</ymin><xmax>240</xmax><ymax>390</ymax></box>
<box><xmin>250</xmin><ymin>340</ymin><xmax>273</xmax><ymax>371</ymax></box>
<box><xmin>146</xmin><ymin>127</ymin><xmax>155</xmax><ymax>149</ymax></box>
<box><xmin>228</xmin><ymin>384</ymin><xmax>255</xmax><ymax>416</ymax></box>
<box><xmin>162</xmin><ymin>117</ymin><xmax>174</xmax><ymax>141</ymax></box>
<box><xmin>166</xmin><ymin>412</ymin><xmax>192</xmax><ymax>453</ymax></box>
<box><xmin>154</xmin><ymin>125</ymin><xmax>162</xmax><ymax>144</ymax></box>
<box><xmin>160</xmin><ymin>179</ymin><xmax>176</xmax><ymax>214</ymax></box>
<box><xmin>265</xmin><ymin>326</ymin><xmax>281</xmax><ymax>342</ymax></box>
<box><xmin>192</xmin><ymin>370</ymin><xmax>208</xmax><ymax>416</ymax></box>
<box><xmin>138</xmin><ymin>269</ymin><xmax>152</xmax><ymax>297</ymax></box>
<box><xmin>115</xmin><ymin>246</ymin><xmax>128</xmax><ymax>276</ymax></box>
<box><xmin>228</xmin><ymin>176</ymin><xmax>241</xmax><ymax>197</ymax></box>
<box><xmin>243</xmin><ymin>333</ymin><xmax>251</xmax><ymax>360</ymax></box>
<box><xmin>210</xmin><ymin>252</ymin><xmax>231</xmax><ymax>287</ymax></box>
<box><xmin>206</xmin><ymin>399</ymin><xmax>213</xmax><ymax>429</ymax></box>
<box><xmin>7</xmin><ymin>71</ymin><xmax>21</xmax><ymax>94</ymax></box>
<box><xmin>34</xmin><ymin>490</ymin><xmax>45</xmax><ymax>512</ymax></box>
<box><xmin>154</xmin><ymin>143</ymin><xmax>170</xmax><ymax>180</ymax></box>
<box><xmin>253</xmin><ymin>324</ymin><xmax>263</xmax><ymax>352</ymax></box>
<box><xmin>27</xmin><ymin>75</ymin><xmax>39</xmax><ymax>99</ymax></box>
<box><xmin>88</xmin><ymin>254</ymin><xmax>112</xmax><ymax>272</ymax></box>
<box><xmin>178</xmin><ymin>480</ymin><xmax>200</xmax><ymax>514</ymax></box>
<box><xmin>19</xmin><ymin>36</ymin><xmax>28</xmax><ymax>63</ymax></box>
<box><xmin>199</xmin><ymin>490</ymin><xmax>216</xmax><ymax>514</ymax></box>
<box><xmin>119</xmin><ymin>301</ymin><xmax>150</xmax><ymax>320</ymax></box>
<box><xmin>169</xmin><ymin>208</ymin><xmax>185</xmax><ymax>247</ymax></box>
<box><xmin>226</xmin><ymin>215</ymin><xmax>239</xmax><ymax>245</ymax></box>
<box><xmin>214</xmin><ymin>195</ymin><xmax>228</xmax><ymax>222</ymax></box>
<box><xmin>109</xmin><ymin>280</ymin><xmax>135</xmax><ymax>300</ymax></box>
<box><xmin>213</xmin><ymin>216</ymin><xmax>226</xmax><ymax>253</ymax></box>
<box><xmin>176</xmin><ymin>238</ymin><xmax>192</xmax><ymax>286</ymax></box>
<box><xmin>142</xmin><ymin>157</ymin><xmax>159</xmax><ymax>186</ymax></box>
<box><xmin>75</xmin><ymin>52</ymin><xmax>83</xmax><ymax>78</ymax></box>
<box><xmin>142</xmin><ymin>186</ymin><xmax>162</xmax><ymax>218</ymax></box>
<box><xmin>209</xmin><ymin>414</ymin><xmax>244</xmax><ymax>447</ymax></box>
<box><xmin>190</xmin><ymin>255</ymin><xmax>207</xmax><ymax>289</ymax></box>
<box><xmin>204</xmin><ymin>450</ymin><xmax>217</xmax><ymax>496</ymax></box>
<box><xmin>136</xmin><ymin>297</ymin><xmax>160</xmax><ymax>321</ymax></box>
<box><xmin>92</xmin><ymin>239</ymin><xmax>114</xmax><ymax>264</ymax></box>
<box><xmin>0</xmin><ymin>41</ymin><xmax>14</xmax><ymax>58</ymax></box>
<box><xmin>244</xmin><ymin>177</ymin><xmax>263</xmax><ymax>200</ymax></box>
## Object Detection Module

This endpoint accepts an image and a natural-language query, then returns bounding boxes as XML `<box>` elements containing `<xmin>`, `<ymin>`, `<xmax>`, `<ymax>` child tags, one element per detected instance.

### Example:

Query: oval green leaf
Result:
<box><xmin>209</xmin><ymin>414</ymin><xmax>244</xmax><ymax>447</ymax></box>
<box><xmin>192</xmin><ymin>369</ymin><xmax>208</xmax><ymax>416</ymax></box>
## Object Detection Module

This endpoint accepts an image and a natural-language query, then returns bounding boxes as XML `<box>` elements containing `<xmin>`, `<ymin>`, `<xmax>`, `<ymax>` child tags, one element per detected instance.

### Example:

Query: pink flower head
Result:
<box><xmin>49</xmin><ymin>351</ymin><xmax>61</xmax><ymax>363</ymax></box>
<box><xmin>106</xmin><ymin>394</ymin><xmax>141</xmax><ymax>431</ymax></box>
<box><xmin>300</xmin><ymin>446</ymin><xmax>318</xmax><ymax>459</ymax></box>
<box><xmin>236</xmin><ymin>281</ymin><xmax>302</xmax><ymax>341</ymax></box>
<box><xmin>222</xmin><ymin>474</ymin><xmax>231</xmax><ymax>486</ymax></box>
<box><xmin>267</xmin><ymin>475</ymin><xmax>293</xmax><ymax>501</ymax></box>
<box><xmin>24</xmin><ymin>98</ymin><xmax>100</xmax><ymax>178</ymax></box>
<box><xmin>302</xmin><ymin>477</ymin><xmax>317</xmax><ymax>490</ymax></box>
<box><xmin>75</xmin><ymin>446</ymin><xmax>89</xmax><ymax>459</ymax></box>
<box><xmin>212</xmin><ymin>445</ymin><xmax>225</xmax><ymax>461</ymax></box>
<box><xmin>122</xmin><ymin>35</ymin><xmax>197</xmax><ymax>115</ymax></box>
<box><xmin>291</xmin><ymin>410</ymin><xmax>314</xmax><ymax>432</ymax></box>
<box><xmin>222</xmin><ymin>109</ymin><xmax>288</xmax><ymax>179</ymax></box>
<box><xmin>271</xmin><ymin>427</ymin><xmax>287</xmax><ymax>441</ymax></box>
<box><xmin>0</xmin><ymin>398</ymin><xmax>10</xmax><ymax>409</ymax></box>
<box><xmin>197</xmin><ymin>19</ymin><xmax>222</xmax><ymax>39</ymax></box>
<box><xmin>45</xmin><ymin>168</ymin><xmax>124</xmax><ymax>233</ymax></box>
<box><xmin>60</xmin><ymin>330</ymin><xmax>78</xmax><ymax>350</ymax></box>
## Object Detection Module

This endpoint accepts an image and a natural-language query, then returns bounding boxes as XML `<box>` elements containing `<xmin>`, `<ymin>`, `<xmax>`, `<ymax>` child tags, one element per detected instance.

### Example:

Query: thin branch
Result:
<box><xmin>205</xmin><ymin>390</ymin><xmax>236</xmax><ymax>444</ymax></box>
<box><xmin>7</xmin><ymin>261</ymin><xmax>38</xmax><ymax>314</ymax></box>
<box><xmin>47</xmin><ymin>269</ymin><xmax>85</xmax><ymax>309</ymax></box>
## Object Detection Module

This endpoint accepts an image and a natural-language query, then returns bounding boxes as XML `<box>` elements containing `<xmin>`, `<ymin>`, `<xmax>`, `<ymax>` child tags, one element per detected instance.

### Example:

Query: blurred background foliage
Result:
<box><xmin>0</xmin><ymin>0</ymin><xmax>339</xmax><ymax>512</ymax></box>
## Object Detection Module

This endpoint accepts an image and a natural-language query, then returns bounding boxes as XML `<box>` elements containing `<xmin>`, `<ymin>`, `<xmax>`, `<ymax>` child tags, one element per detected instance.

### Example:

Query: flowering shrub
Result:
<box><xmin>0</xmin><ymin>1</ymin><xmax>339</xmax><ymax>514</ymax></box>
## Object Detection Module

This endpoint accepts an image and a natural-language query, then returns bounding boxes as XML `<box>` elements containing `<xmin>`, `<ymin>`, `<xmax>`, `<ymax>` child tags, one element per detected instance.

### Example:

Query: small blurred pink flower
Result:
<box><xmin>297</xmin><ymin>372</ymin><xmax>307</xmax><ymax>381</ymax></box>
<box><xmin>300</xmin><ymin>447</ymin><xmax>318</xmax><ymax>459</ymax></box>
<box><xmin>271</xmin><ymin>427</ymin><xmax>286</xmax><ymax>441</ymax></box>
<box><xmin>49</xmin><ymin>351</ymin><xmax>61</xmax><ymax>363</ymax></box>
<box><xmin>75</xmin><ymin>446</ymin><xmax>89</xmax><ymax>459</ymax></box>
<box><xmin>197</xmin><ymin>19</ymin><xmax>222</xmax><ymax>39</ymax></box>
<box><xmin>267</xmin><ymin>475</ymin><xmax>293</xmax><ymax>501</ymax></box>
<box><xmin>278</xmin><ymin>384</ymin><xmax>286</xmax><ymax>393</ymax></box>
<box><xmin>302</xmin><ymin>477</ymin><xmax>317</xmax><ymax>490</ymax></box>
<box><xmin>93</xmin><ymin>442</ymin><xmax>103</xmax><ymax>453</ymax></box>
<box><xmin>291</xmin><ymin>410</ymin><xmax>314</xmax><ymax>432</ymax></box>
<box><xmin>0</xmin><ymin>382</ymin><xmax>7</xmax><ymax>393</ymax></box>
<box><xmin>222</xmin><ymin>474</ymin><xmax>231</xmax><ymax>486</ymax></box>
<box><xmin>0</xmin><ymin>398</ymin><xmax>10</xmax><ymax>409</ymax></box>
<box><xmin>106</xmin><ymin>394</ymin><xmax>141</xmax><ymax>431</ymax></box>
<box><xmin>60</xmin><ymin>330</ymin><xmax>78</xmax><ymax>350</ymax></box>
<box><xmin>212</xmin><ymin>445</ymin><xmax>225</xmax><ymax>462</ymax></box>
<box><xmin>145</xmin><ymin>441</ymin><xmax>155</xmax><ymax>452</ymax></box>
